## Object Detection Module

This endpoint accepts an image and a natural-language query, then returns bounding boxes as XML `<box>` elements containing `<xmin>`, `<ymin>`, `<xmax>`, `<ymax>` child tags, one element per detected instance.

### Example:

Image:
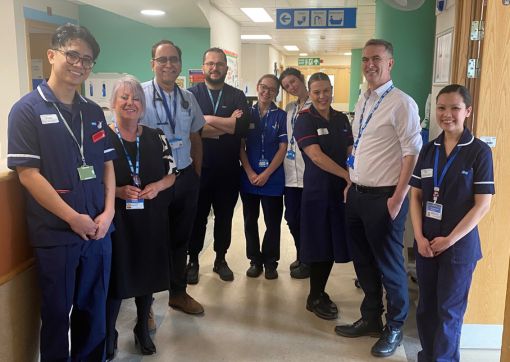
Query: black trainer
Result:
<box><xmin>186</xmin><ymin>261</ymin><xmax>199</xmax><ymax>285</ymax></box>
<box><xmin>371</xmin><ymin>325</ymin><xmax>403</xmax><ymax>357</ymax></box>
<box><xmin>213</xmin><ymin>260</ymin><xmax>234</xmax><ymax>281</ymax></box>
<box><xmin>306</xmin><ymin>294</ymin><xmax>338</xmax><ymax>320</ymax></box>
<box><xmin>289</xmin><ymin>259</ymin><xmax>300</xmax><ymax>270</ymax></box>
<box><xmin>290</xmin><ymin>263</ymin><xmax>310</xmax><ymax>279</ymax></box>
<box><xmin>334</xmin><ymin>317</ymin><xmax>383</xmax><ymax>338</ymax></box>
<box><xmin>246</xmin><ymin>263</ymin><xmax>263</xmax><ymax>278</ymax></box>
<box><xmin>264</xmin><ymin>267</ymin><xmax>278</xmax><ymax>280</ymax></box>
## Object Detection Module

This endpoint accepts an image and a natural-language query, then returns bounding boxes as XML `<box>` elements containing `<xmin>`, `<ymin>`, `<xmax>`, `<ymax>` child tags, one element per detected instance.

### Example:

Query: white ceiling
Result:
<box><xmin>75</xmin><ymin>0</ymin><xmax>376</xmax><ymax>56</ymax></box>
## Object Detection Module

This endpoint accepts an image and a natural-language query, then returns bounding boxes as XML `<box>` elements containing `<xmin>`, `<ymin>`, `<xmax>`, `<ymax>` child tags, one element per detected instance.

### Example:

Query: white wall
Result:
<box><xmin>22</xmin><ymin>0</ymin><xmax>78</xmax><ymax>19</ymax></box>
<box><xmin>240</xmin><ymin>44</ymin><xmax>284</xmax><ymax>97</ymax></box>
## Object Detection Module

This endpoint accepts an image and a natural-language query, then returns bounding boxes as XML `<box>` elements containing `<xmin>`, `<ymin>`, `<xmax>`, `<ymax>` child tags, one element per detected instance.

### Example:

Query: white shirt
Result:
<box><xmin>349</xmin><ymin>80</ymin><xmax>422</xmax><ymax>187</ymax></box>
<box><xmin>284</xmin><ymin>98</ymin><xmax>312</xmax><ymax>187</ymax></box>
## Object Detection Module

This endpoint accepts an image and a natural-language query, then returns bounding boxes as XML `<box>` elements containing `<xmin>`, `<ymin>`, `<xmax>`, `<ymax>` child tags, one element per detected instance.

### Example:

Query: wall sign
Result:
<box><xmin>277</xmin><ymin>8</ymin><xmax>357</xmax><ymax>29</ymax></box>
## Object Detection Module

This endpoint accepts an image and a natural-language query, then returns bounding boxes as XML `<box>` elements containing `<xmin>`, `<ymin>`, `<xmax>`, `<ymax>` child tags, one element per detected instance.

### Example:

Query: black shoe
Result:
<box><xmin>290</xmin><ymin>263</ymin><xmax>310</xmax><ymax>279</ymax></box>
<box><xmin>264</xmin><ymin>267</ymin><xmax>278</xmax><ymax>280</ymax></box>
<box><xmin>246</xmin><ymin>263</ymin><xmax>263</xmax><ymax>278</ymax></box>
<box><xmin>133</xmin><ymin>324</ymin><xmax>156</xmax><ymax>355</ymax></box>
<box><xmin>213</xmin><ymin>260</ymin><xmax>234</xmax><ymax>281</ymax></box>
<box><xmin>371</xmin><ymin>325</ymin><xmax>403</xmax><ymax>357</ymax></box>
<box><xmin>106</xmin><ymin>329</ymin><xmax>118</xmax><ymax>361</ymax></box>
<box><xmin>334</xmin><ymin>317</ymin><xmax>383</xmax><ymax>338</ymax></box>
<box><xmin>306</xmin><ymin>294</ymin><xmax>338</xmax><ymax>320</ymax></box>
<box><xmin>186</xmin><ymin>261</ymin><xmax>199</xmax><ymax>285</ymax></box>
<box><xmin>289</xmin><ymin>259</ymin><xmax>300</xmax><ymax>270</ymax></box>
<box><xmin>321</xmin><ymin>292</ymin><xmax>338</xmax><ymax>314</ymax></box>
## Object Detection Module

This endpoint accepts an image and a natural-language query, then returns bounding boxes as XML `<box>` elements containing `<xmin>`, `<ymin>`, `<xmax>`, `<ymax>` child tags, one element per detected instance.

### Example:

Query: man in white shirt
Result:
<box><xmin>335</xmin><ymin>39</ymin><xmax>422</xmax><ymax>358</ymax></box>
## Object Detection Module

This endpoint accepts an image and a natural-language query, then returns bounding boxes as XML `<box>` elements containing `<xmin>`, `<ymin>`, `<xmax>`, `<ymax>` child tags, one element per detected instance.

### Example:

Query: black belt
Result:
<box><xmin>352</xmin><ymin>183</ymin><xmax>396</xmax><ymax>195</ymax></box>
<box><xmin>175</xmin><ymin>164</ymin><xmax>192</xmax><ymax>176</ymax></box>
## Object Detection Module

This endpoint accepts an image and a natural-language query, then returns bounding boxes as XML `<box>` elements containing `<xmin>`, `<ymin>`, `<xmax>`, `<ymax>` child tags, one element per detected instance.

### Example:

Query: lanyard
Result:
<box><xmin>289</xmin><ymin>98</ymin><xmax>308</xmax><ymax>148</ymax></box>
<box><xmin>158</xmin><ymin>85</ymin><xmax>178</xmax><ymax>134</ymax></box>
<box><xmin>52</xmin><ymin>104</ymin><xmax>86</xmax><ymax>166</ymax></box>
<box><xmin>432</xmin><ymin>145</ymin><xmax>460</xmax><ymax>203</ymax></box>
<box><xmin>353</xmin><ymin>85</ymin><xmax>394</xmax><ymax>152</ymax></box>
<box><xmin>113</xmin><ymin>121</ymin><xmax>141</xmax><ymax>187</ymax></box>
<box><xmin>257</xmin><ymin>106</ymin><xmax>270</xmax><ymax>160</ymax></box>
<box><xmin>207</xmin><ymin>88</ymin><xmax>223</xmax><ymax>115</ymax></box>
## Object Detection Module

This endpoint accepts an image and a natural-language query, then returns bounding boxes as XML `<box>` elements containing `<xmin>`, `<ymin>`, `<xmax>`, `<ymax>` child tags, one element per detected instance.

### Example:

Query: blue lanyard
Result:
<box><xmin>114</xmin><ymin>121</ymin><xmax>141</xmax><ymax>187</ymax></box>
<box><xmin>257</xmin><ymin>105</ymin><xmax>270</xmax><ymax>160</ymax></box>
<box><xmin>432</xmin><ymin>145</ymin><xmax>460</xmax><ymax>203</ymax></box>
<box><xmin>158</xmin><ymin>85</ymin><xmax>178</xmax><ymax>134</ymax></box>
<box><xmin>207</xmin><ymin>88</ymin><xmax>223</xmax><ymax>115</ymax></box>
<box><xmin>353</xmin><ymin>85</ymin><xmax>394</xmax><ymax>151</ymax></box>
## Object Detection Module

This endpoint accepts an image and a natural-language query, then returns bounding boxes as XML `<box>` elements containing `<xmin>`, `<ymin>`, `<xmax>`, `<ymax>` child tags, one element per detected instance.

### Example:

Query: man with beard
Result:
<box><xmin>187</xmin><ymin>47</ymin><xmax>250</xmax><ymax>283</ymax></box>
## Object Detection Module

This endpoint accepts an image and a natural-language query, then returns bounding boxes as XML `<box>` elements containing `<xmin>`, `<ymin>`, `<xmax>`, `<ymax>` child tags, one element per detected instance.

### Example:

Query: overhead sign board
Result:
<box><xmin>277</xmin><ymin>8</ymin><xmax>357</xmax><ymax>29</ymax></box>
<box><xmin>298</xmin><ymin>57</ymin><xmax>321</xmax><ymax>66</ymax></box>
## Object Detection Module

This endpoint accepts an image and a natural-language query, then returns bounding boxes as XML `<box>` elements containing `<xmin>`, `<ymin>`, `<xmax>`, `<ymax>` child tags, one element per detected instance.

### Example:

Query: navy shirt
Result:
<box><xmin>241</xmin><ymin>103</ymin><xmax>287</xmax><ymax>196</ymax></box>
<box><xmin>7</xmin><ymin>81</ymin><xmax>116</xmax><ymax>247</ymax></box>
<box><xmin>409</xmin><ymin>128</ymin><xmax>495</xmax><ymax>263</ymax></box>
<box><xmin>188</xmin><ymin>82</ymin><xmax>250</xmax><ymax>172</ymax></box>
<box><xmin>294</xmin><ymin>105</ymin><xmax>353</xmax><ymax>201</ymax></box>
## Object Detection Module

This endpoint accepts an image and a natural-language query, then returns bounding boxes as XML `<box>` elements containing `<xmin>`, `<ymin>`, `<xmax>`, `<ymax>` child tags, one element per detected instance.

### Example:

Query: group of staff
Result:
<box><xmin>7</xmin><ymin>22</ymin><xmax>495</xmax><ymax>362</ymax></box>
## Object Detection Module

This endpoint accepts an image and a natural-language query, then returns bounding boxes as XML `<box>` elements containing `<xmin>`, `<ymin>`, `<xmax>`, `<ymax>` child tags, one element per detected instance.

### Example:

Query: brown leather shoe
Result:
<box><xmin>168</xmin><ymin>292</ymin><xmax>204</xmax><ymax>315</ymax></box>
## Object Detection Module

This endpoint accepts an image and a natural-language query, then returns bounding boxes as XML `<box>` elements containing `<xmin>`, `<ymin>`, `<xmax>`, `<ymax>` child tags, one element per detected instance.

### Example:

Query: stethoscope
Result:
<box><xmin>151</xmin><ymin>79</ymin><xmax>189</xmax><ymax>126</ymax></box>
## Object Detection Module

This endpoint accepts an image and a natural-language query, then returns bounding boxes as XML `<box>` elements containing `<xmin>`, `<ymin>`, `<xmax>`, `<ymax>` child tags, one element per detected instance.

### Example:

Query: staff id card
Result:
<box><xmin>126</xmin><ymin>199</ymin><xmax>144</xmax><ymax>210</ymax></box>
<box><xmin>286</xmin><ymin>150</ymin><xmax>296</xmax><ymax>160</ymax></box>
<box><xmin>77</xmin><ymin>165</ymin><xmax>96</xmax><ymax>180</ymax></box>
<box><xmin>258</xmin><ymin>158</ymin><xmax>269</xmax><ymax>168</ymax></box>
<box><xmin>425</xmin><ymin>201</ymin><xmax>442</xmax><ymax>220</ymax></box>
<box><xmin>169</xmin><ymin>137</ymin><xmax>183</xmax><ymax>150</ymax></box>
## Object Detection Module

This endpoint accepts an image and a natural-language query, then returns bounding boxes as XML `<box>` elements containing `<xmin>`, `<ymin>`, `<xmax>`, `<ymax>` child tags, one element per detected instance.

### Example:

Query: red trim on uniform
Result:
<box><xmin>295</xmin><ymin>134</ymin><xmax>317</xmax><ymax>143</ymax></box>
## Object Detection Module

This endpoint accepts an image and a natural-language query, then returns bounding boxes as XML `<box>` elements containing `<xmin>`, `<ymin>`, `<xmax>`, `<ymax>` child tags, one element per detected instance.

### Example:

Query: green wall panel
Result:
<box><xmin>349</xmin><ymin>48</ymin><xmax>362</xmax><ymax>112</ymax></box>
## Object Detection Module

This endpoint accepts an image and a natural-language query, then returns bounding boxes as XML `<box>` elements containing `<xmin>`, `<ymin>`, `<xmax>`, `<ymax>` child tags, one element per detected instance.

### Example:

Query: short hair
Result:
<box><xmin>364</xmin><ymin>39</ymin><xmax>394</xmax><ymax>57</ymax></box>
<box><xmin>279</xmin><ymin>67</ymin><xmax>305</xmax><ymax>86</ymax></box>
<box><xmin>257</xmin><ymin>74</ymin><xmax>280</xmax><ymax>96</ymax></box>
<box><xmin>110</xmin><ymin>75</ymin><xmax>146</xmax><ymax>119</ymax></box>
<box><xmin>307</xmin><ymin>72</ymin><xmax>331</xmax><ymax>90</ymax></box>
<box><xmin>437</xmin><ymin>84</ymin><xmax>472</xmax><ymax>108</ymax></box>
<box><xmin>151</xmin><ymin>40</ymin><xmax>182</xmax><ymax>61</ymax></box>
<box><xmin>202</xmin><ymin>47</ymin><xmax>227</xmax><ymax>64</ymax></box>
<box><xmin>51</xmin><ymin>23</ymin><xmax>100</xmax><ymax>60</ymax></box>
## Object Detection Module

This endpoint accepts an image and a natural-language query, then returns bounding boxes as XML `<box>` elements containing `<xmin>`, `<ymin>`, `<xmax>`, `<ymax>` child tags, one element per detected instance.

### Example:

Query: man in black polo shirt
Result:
<box><xmin>187</xmin><ymin>47</ymin><xmax>250</xmax><ymax>283</ymax></box>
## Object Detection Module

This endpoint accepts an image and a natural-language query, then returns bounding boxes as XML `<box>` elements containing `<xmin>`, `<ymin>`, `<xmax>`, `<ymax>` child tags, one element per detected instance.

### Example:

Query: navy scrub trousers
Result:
<box><xmin>284</xmin><ymin>187</ymin><xmax>302</xmax><ymax>254</ymax></box>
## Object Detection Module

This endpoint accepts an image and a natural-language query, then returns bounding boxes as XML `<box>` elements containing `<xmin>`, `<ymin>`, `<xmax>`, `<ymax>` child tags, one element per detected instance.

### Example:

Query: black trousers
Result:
<box><xmin>241</xmin><ymin>193</ymin><xmax>283</xmax><ymax>269</ymax></box>
<box><xmin>189</xmin><ymin>167</ymin><xmax>239</xmax><ymax>261</ymax></box>
<box><xmin>284</xmin><ymin>187</ymin><xmax>303</xmax><ymax>258</ymax></box>
<box><xmin>345</xmin><ymin>187</ymin><xmax>409</xmax><ymax>328</ymax></box>
<box><xmin>168</xmin><ymin>167</ymin><xmax>200</xmax><ymax>294</ymax></box>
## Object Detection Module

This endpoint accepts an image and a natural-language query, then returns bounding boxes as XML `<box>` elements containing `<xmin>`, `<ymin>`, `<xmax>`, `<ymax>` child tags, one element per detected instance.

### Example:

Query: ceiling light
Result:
<box><xmin>241</xmin><ymin>8</ymin><xmax>273</xmax><ymax>22</ymax></box>
<box><xmin>284</xmin><ymin>45</ymin><xmax>299</xmax><ymax>51</ymax></box>
<box><xmin>299</xmin><ymin>53</ymin><xmax>308</xmax><ymax>56</ymax></box>
<box><xmin>141</xmin><ymin>9</ymin><xmax>165</xmax><ymax>16</ymax></box>
<box><xmin>344</xmin><ymin>52</ymin><xmax>352</xmax><ymax>56</ymax></box>
<box><xmin>241</xmin><ymin>34</ymin><xmax>272</xmax><ymax>40</ymax></box>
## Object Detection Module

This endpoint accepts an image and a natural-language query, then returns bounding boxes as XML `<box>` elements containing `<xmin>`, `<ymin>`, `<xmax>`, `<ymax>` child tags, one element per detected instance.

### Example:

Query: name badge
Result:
<box><xmin>317</xmin><ymin>128</ymin><xmax>329</xmax><ymax>136</ymax></box>
<box><xmin>249</xmin><ymin>123</ymin><xmax>255</xmax><ymax>129</ymax></box>
<box><xmin>169</xmin><ymin>137</ymin><xmax>183</xmax><ymax>149</ymax></box>
<box><xmin>421</xmin><ymin>168</ymin><xmax>433</xmax><ymax>178</ymax></box>
<box><xmin>40</xmin><ymin>114</ymin><xmax>59</xmax><ymax>124</ymax></box>
<box><xmin>425</xmin><ymin>201</ymin><xmax>442</xmax><ymax>220</ymax></box>
<box><xmin>77</xmin><ymin>165</ymin><xmax>96</xmax><ymax>180</ymax></box>
<box><xmin>258</xmin><ymin>158</ymin><xmax>269</xmax><ymax>168</ymax></box>
<box><xmin>346</xmin><ymin>154</ymin><xmax>355</xmax><ymax>169</ymax></box>
<box><xmin>126</xmin><ymin>199</ymin><xmax>144</xmax><ymax>210</ymax></box>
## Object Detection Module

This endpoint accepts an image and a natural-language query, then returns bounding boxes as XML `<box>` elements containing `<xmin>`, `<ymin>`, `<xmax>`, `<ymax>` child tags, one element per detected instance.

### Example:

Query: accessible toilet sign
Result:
<box><xmin>276</xmin><ymin>8</ymin><xmax>357</xmax><ymax>29</ymax></box>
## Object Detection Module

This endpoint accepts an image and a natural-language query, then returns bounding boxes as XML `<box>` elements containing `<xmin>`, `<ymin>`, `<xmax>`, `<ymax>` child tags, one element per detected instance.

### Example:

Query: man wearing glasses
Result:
<box><xmin>141</xmin><ymin>40</ymin><xmax>205</xmax><ymax>315</ymax></box>
<box><xmin>8</xmin><ymin>24</ymin><xmax>116</xmax><ymax>360</ymax></box>
<box><xmin>187</xmin><ymin>48</ymin><xmax>250</xmax><ymax>284</ymax></box>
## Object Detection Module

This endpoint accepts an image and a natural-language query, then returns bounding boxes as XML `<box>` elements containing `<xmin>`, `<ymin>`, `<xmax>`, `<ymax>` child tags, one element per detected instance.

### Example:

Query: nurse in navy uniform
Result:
<box><xmin>409</xmin><ymin>84</ymin><xmax>494</xmax><ymax>362</ymax></box>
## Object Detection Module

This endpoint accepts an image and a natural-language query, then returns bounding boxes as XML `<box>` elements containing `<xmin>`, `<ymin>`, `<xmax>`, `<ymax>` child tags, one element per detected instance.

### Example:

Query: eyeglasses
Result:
<box><xmin>153</xmin><ymin>56</ymin><xmax>181</xmax><ymax>65</ymax></box>
<box><xmin>53</xmin><ymin>49</ymin><xmax>96</xmax><ymax>69</ymax></box>
<box><xmin>258</xmin><ymin>84</ymin><xmax>277</xmax><ymax>95</ymax></box>
<box><xmin>204</xmin><ymin>61</ymin><xmax>226</xmax><ymax>68</ymax></box>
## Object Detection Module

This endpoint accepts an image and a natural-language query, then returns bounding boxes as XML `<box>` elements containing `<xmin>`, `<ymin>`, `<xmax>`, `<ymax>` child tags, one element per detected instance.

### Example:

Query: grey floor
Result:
<box><xmin>113</xmin><ymin>201</ymin><xmax>501</xmax><ymax>361</ymax></box>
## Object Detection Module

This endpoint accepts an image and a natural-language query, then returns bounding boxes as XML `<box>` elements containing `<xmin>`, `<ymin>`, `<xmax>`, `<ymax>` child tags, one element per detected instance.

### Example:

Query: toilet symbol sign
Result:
<box><xmin>276</xmin><ymin>8</ymin><xmax>356</xmax><ymax>29</ymax></box>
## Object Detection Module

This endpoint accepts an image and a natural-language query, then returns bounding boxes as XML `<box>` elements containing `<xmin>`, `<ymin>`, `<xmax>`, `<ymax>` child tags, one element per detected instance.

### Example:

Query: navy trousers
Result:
<box><xmin>416</xmin><ymin>252</ymin><xmax>476</xmax><ymax>362</ymax></box>
<box><xmin>284</xmin><ymin>187</ymin><xmax>302</xmax><ymax>258</ymax></box>
<box><xmin>241</xmin><ymin>193</ymin><xmax>283</xmax><ymax>269</ymax></box>
<box><xmin>34</xmin><ymin>237</ymin><xmax>111</xmax><ymax>362</ymax></box>
<box><xmin>345</xmin><ymin>188</ymin><xmax>409</xmax><ymax>328</ymax></box>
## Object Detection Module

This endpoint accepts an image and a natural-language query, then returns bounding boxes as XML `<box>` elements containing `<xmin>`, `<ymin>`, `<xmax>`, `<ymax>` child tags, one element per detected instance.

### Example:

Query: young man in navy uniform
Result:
<box><xmin>141</xmin><ymin>40</ymin><xmax>205</xmax><ymax>315</ymax></box>
<box><xmin>187</xmin><ymin>47</ymin><xmax>250</xmax><ymax>283</ymax></box>
<box><xmin>7</xmin><ymin>24</ymin><xmax>116</xmax><ymax>361</ymax></box>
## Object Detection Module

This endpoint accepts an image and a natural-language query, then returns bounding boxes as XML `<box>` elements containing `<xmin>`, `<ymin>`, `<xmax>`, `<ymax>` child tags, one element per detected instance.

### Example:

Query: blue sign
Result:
<box><xmin>277</xmin><ymin>8</ymin><xmax>357</xmax><ymax>29</ymax></box>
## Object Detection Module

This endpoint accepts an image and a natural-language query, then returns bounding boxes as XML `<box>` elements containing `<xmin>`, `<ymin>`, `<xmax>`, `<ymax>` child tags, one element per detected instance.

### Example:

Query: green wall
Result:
<box><xmin>375</xmin><ymin>0</ymin><xmax>435</xmax><ymax>118</ymax></box>
<box><xmin>348</xmin><ymin>48</ymin><xmax>362</xmax><ymax>112</ymax></box>
<box><xmin>78</xmin><ymin>5</ymin><xmax>210</xmax><ymax>84</ymax></box>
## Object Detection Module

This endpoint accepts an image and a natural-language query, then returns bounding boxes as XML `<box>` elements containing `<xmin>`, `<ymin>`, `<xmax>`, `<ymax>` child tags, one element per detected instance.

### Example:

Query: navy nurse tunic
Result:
<box><xmin>294</xmin><ymin>105</ymin><xmax>353</xmax><ymax>263</ymax></box>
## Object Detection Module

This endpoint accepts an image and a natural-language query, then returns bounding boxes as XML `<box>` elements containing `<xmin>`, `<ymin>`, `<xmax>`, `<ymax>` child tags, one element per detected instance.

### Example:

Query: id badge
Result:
<box><xmin>258</xmin><ymin>158</ymin><xmax>269</xmax><ymax>168</ymax></box>
<box><xmin>286</xmin><ymin>150</ymin><xmax>296</xmax><ymax>160</ymax></box>
<box><xmin>425</xmin><ymin>201</ymin><xmax>443</xmax><ymax>220</ymax></box>
<box><xmin>346</xmin><ymin>154</ymin><xmax>355</xmax><ymax>169</ymax></box>
<box><xmin>77</xmin><ymin>165</ymin><xmax>96</xmax><ymax>180</ymax></box>
<box><xmin>169</xmin><ymin>137</ymin><xmax>184</xmax><ymax>149</ymax></box>
<box><xmin>126</xmin><ymin>199</ymin><xmax>144</xmax><ymax>210</ymax></box>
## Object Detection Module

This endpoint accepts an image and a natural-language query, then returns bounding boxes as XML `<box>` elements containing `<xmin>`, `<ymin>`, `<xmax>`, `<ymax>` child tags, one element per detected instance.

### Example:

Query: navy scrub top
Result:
<box><xmin>240</xmin><ymin>102</ymin><xmax>287</xmax><ymax>196</ymax></box>
<box><xmin>7</xmin><ymin>81</ymin><xmax>117</xmax><ymax>247</ymax></box>
<box><xmin>409</xmin><ymin>128</ymin><xmax>495</xmax><ymax>264</ymax></box>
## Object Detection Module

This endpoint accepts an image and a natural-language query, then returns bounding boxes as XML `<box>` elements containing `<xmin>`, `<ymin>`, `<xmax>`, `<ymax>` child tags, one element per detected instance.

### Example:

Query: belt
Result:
<box><xmin>175</xmin><ymin>164</ymin><xmax>192</xmax><ymax>176</ymax></box>
<box><xmin>352</xmin><ymin>183</ymin><xmax>396</xmax><ymax>195</ymax></box>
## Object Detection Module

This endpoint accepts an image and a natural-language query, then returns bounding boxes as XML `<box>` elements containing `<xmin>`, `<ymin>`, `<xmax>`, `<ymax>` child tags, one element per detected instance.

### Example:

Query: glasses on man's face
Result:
<box><xmin>54</xmin><ymin>49</ymin><xmax>95</xmax><ymax>70</ymax></box>
<box><xmin>204</xmin><ymin>61</ymin><xmax>226</xmax><ymax>69</ymax></box>
<box><xmin>153</xmin><ymin>56</ymin><xmax>181</xmax><ymax>65</ymax></box>
<box><xmin>258</xmin><ymin>83</ymin><xmax>277</xmax><ymax>95</ymax></box>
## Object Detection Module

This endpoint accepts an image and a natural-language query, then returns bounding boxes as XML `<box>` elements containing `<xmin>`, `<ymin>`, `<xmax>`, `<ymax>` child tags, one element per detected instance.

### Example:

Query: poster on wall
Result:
<box><xmin>31</xmin><ymin>59</ymin><xmax>44</xmax><ymax>89</ymax></box>
<box><xmin>188</xmin><ymin>69</ymin><xmax>205</xmax><ymax>87</ymax></box>
<box><xmin>224</xmin><ymin>49</ymin><xmax>239</xmax><ymax>88</ymax></box>
<box><xmin>176</xmin><ymin>76</ymin><xmax>186</xmax><ymax>89</ymax></box>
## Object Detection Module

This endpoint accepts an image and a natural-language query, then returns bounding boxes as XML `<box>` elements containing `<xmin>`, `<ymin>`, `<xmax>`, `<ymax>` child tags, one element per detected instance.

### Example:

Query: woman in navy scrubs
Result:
<box><xmin>409</xmin><ymin>84</ymin><xmax>494</xmax><ymax>362</ymax></box>
<box><xmin>240</xmin><ymin>74</ymin><xmax>287</xmax><ymax>279</ymax></box>
<box><xmin>294</xmin><ymin>72</ymin><xmax>353</xmax><ymax>320</ymax></box>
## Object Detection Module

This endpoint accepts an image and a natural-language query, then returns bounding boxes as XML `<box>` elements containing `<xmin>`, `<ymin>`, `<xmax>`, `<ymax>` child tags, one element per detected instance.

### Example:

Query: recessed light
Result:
<box><xmin>284</xmin><ymin>45</ymin><xmax>299</xmax><ymax>51</ymax></box>
<box><xmin>141</xmin><ymin>9</ymin><xmax>165</xmax><ymax>16</ymax></box>
<box><xmin>344</xmin><ymin>52</ymin><xmax>352</xmax><ymax>56</ymax></box>
<box><xmin>299</xmin><ymin>53</ymin><xmax>308</xmax><ymax>56</ymax></box>
<box><xmin>241</xmin><ymin>35</ymin><xmax>272</xmax><ymax>40</ymax></box>
<box><xmin>241</xmin><ymin>8</ymin><xmax>273</xmax><ymax>22</ymax></box>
